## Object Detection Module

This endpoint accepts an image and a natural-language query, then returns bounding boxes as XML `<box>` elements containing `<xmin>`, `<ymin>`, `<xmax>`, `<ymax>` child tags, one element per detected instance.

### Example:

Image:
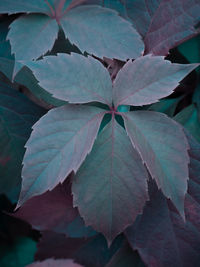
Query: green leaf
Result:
<box><xmin>26</xmin><ymin>53</ymin><xmax>113</xmax><ymax>105</ymax></box>
<box><xmin>18</xmin><ymin>105</ymin><xmax>105</xmax><ymax>207</ymax></box>
<box><xmin>113</xmin><ymin>55</ymin><xmax>199</xmax><ymax>107</ymax></box>
<box><xmin>0</xmin><ymin>237</ymin><xmax>37</xmax><ymax>267</ymax></box>
<box><xmin>123</xmin><ymin>111</ymin><xmax>189</xmax><ymax>218</ymax></box>
<box><xmin>72</xmin><ymin>118</ymin><xmax>148</xmax><ymax>244</ymax></box>
<box><xmin>60</xmin><ymin>5</ymin><xmax>144</xmax><ymax>60</ymax></box>
<box><xmin>0</xmin><ymin>81</ymin><xmax>44</xmax><ymax>202</ymax></box>
<box><xmin>174</xmin><ymin>104</ymin><xmax>200</xmax><ymax>143</ymax></box>
<box><xmin>8</xmin><ymin>14</ymin><xmax>58</xmax><ymax>63</ymax></box>
<box><xmin>0</xmin><ymin>0</ymin><xmax>51</xmax><ymax>14</ymax></box>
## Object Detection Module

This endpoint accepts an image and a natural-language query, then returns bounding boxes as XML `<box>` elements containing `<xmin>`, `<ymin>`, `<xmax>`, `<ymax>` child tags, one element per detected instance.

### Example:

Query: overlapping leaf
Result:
<box><xmin>26</xmin><ymin>53</ymin><xmax>112</xmax><ymax>105</ymax></box>
<box><xmin>125</xmin><ymin>0</ymin><xmax>200</xmax><ymax>55</ymax></box>
<box><xmin>0</xmin><ymin>81</ymin><xmax>44</xmax><ymax>202</ymax></box>
<box><xmin>18</xmin><ymin>104</ymin><xmax>105</xmax><ymax>207</ymax></box>
<box><xmin>27</xmin><ymin>259</ymin><xmax>83</xmax><ymax>267</ymax></box>
<box><xmin>72</xmin><ymin>119</ymin><xmax>149</xmax><ymax>244</ymax></box>
<box><xmin>113</xmin><ymin>55</ymin><xmax>199</xmax><ymax>107</ymax></box>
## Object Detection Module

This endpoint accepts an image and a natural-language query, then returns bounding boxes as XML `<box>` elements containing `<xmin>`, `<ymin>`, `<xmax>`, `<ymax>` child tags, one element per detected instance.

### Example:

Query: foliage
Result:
<box><xmin>0</xmin><ymin>0</ymin><xmax>200</xmax><ymax>266</ymax></box>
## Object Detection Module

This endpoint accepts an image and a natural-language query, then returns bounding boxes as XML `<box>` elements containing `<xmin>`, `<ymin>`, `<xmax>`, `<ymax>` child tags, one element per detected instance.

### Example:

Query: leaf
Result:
<box><xmin>174</xmin><ymin>104</ymin><xmax>200</xmax><ymax>143</ymax></box>
<box><xmin>14</xmin><ymin>179</ymin><xmax>78</xmax><ymax>234</ymax></box>
<box><xmin>26</xmin><ymin>53</ymin><xmax>112</xmax><ymax>105</ymax></box>
<box><xmin>72</xmin><ymin>118</ymin><xmax>149</xmax><ymax>244</ymax></box>
<box><xmin>105</xmin><ymin>242</ymin><xmax>145</xmax><ymax>267</ymax></box>
<box><xmin>27</xmin><ymin>259</ymin><xmax>83</xmax><ymax>267</ymax></box>
<box><xmin>60</xmin><ymin>5</ymin><xmax>144</xmax><ymax>60</ymax></box>
<box><xmin>122</xmin><ymin>111</ymin><xmax>189</xmax><ymax>217</ymax></box>
<box><xmin>113</xmin><ymin>55</ymin><xmax>199</xmax><ymax>107</ymax></box>
<box><xmin>0</xmin><ymin>81</ymin><xmax>44</xmax><ymax>202</ymax></box>
<box><xmin>125</xmin><ymin>182</ymin><xmax>200</xmax><ymax>267</ymax></box>
<box><xmin>18</xmin><ymin>105</ymin><xmax>105</xmax><ymax>207</ymax></box>
<box><xmin>0</xmin><ymin>0</ymin><xmax>51</xmax><ymax>14</ymax></box>
<box><xmin>125</xmin><ymin>0</ymin><xmax>200</xmax><ymax>55</ymax></box>
<box><xmin>35</xmin><ymin>231</ymin><xmax>123</xmax><ymax>267</ymax></box>
<box><xmin>15</xmin><ymin>66</ymin><xmax>66</xmax><ymax>108</ymax></box>
<box><xmin>8</xmin><ymin>14</ymin><xmax>58</xmax><ymax>63</ymax></box>
<box><xmin>0</xmin><ymin>237</ymin><xmax>37</xmax><ymax>267</ymax></box>
<box><xmin>148</xmin><ymin>97</ymin><xmax>182</xmax><ymax>117</ymax></box>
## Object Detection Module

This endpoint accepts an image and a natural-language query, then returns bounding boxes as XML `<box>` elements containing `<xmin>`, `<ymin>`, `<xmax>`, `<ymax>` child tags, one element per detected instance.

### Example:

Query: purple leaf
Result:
<box><xmin>14</xmin><ymin>179</ymin><xmax>78</xmax><ymax>234</ymax></box>
<box><xmin>113</xmin><ymin>55</ymin><xmax>199</xmax><ymax>107</ymax></box>
<box><xmin>123</xmin><ymin>111</ymin><xmax>189</xmax><ymax>217</ymax></box>
<box><xmin>26</xmin><ymin>53</ymin><xmax>112</xmax><ymax>105</ymax></box>
<box><xmin>27</xmin><ymin>258</ymin><xmax>83</xmax><ymax>267</ymax></box>
<box><xmin>72</xmin><ymin>118</ymin><xmax>149</xmax><ymax>245</ymax></box>
<box><xmin>125</xmin><ymin>0</ymin><xmax>200</xmax><ymax>55</ymax></box>
<box><xmin>60</xmin><ymin>5</ymin><xmax>144</xmax><ymax>60</ymax></box>
<box><xmin>18</xmin><ymin>105</ymin><xmax>105</xmax><ymax>207</ymax></box>
<box><xmin>8</xmin><ymin>14</ymin><xmax>58</xmax><ymax>63</ymax></box>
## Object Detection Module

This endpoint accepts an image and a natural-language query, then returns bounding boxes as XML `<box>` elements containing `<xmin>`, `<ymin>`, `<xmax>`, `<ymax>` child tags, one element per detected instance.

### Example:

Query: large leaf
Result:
<box><xmin>123</xmin><ymin>111</ymin><xmax>189</xmax><ymax>217</ymax></box>
<box><xmin>72</xmin><ymin>118</ymin><xmax>149</xmax><ymax>244</ymax></box>
<box><xmin>8</xmin><ymin>14</ymin><xmax>58</xmax><ymax>63</ymax></box>
<box><xmin>26</xmin><ymin>53</ymin><xmax>112</xmax><ymax>105</ymax></box>
<box><xmin>18</xmin><ymin>105</ymin><xmax>105</xmax><ymax>207</ymax></box>
<box><xmin>14</xmin><ymin>179</ymin><xmax>78</xmax><ymax>234</ymax></box>
<box><xmin>125</xmin><ymin>0</ymin><xmax>200</xmax><ymax>55</ymax></box>
<box><xmin>0</xmin><ymin>81</ymin><xmax>44</xmax><ymax>202</ymax></box>
<box><xmin>113</xmin><ymin>55</ymin><xmax>199</xmax><ymax>107</ymax></box>
<box><xmin>60</xmin><ymin>5</ymin><xmax>144</xmax><ymax>60</ymax></box>
<box><xmin>0</xmin><ymin>0</ymin><xmax>51</xmax><ymax>14</ymax></box>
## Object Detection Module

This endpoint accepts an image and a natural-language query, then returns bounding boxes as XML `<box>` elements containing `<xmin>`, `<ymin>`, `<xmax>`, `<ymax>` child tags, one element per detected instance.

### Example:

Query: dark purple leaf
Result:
<box><xmin>125</xmin><ymin>0</ymin><xmax>200</xmax><ymax>55</ymax></box>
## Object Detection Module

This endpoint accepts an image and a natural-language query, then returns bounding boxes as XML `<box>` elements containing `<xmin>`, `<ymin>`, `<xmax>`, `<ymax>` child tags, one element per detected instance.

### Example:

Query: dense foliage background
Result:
<box><xmin>0</xmin><ymin>1</ymin><xmax>200</xmax><ymax>266</ymax></box>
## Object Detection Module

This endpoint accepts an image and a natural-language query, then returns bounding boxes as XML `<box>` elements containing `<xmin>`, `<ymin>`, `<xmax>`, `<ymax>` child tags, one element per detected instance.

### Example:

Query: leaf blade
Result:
<box><xmin>72</xmin><ymin>118</ymin><xmax>149</xmax><ymax>244</ymax></box>
<box><xmin>18</xmin><ymin>104</ymin><xmax>105</xmax><ymax>207</ymax></box>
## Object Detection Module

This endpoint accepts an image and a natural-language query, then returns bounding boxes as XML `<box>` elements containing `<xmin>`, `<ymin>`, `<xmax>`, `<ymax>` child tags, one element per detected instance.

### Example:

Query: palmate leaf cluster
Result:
<box><xmin>0</xmin><ymin>0</ymin><xmax>200</xmax><ymax>266</ymax></box>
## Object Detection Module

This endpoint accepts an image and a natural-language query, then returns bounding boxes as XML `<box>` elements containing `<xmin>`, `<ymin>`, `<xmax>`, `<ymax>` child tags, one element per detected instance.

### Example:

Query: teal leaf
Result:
<box><xmin>0</xmin><ymin>0</ymin><xmax>52</xmax><ymax>14</ymax></box>
<box><xmin>72</xmin><ymin>118</ymin><xmax>149</xmax><ymax>244</ymax></box>
<box><xmin>18</xmin><ymin>105</ymin><xmax>105</xmax><ymax>207</ymax></box>
<box><xmin>0</xmin><ymin>81</ymin><xmax>44</xmax><ymax>202</ymax></box>
<box><xmin>8</xmin><ymin>14</ymin><xmax>58</xmax><ymax>63</ymax></box>
<box><xmin>26</xmin><ymin>53</ymin><xmax>112</xmax><ymax>105</ymax></box>
<box><xmin>60</xmin><ymin>5</ymin><xmax>144</xmax><ymax>60</ymax></box>
<box><xmin>113</xmin><ymin>55</ymin><xmax>199</xmax><ymax>107</ymax></box>
<box><xmin>123</xmin><ymin>111</ymin><xmax>189</xmax><ymax>218</ymax></box>
<box><xmin>174</xmin><ymin>104</ymin><xmax>200</xmax><ymax>143</ymax></box>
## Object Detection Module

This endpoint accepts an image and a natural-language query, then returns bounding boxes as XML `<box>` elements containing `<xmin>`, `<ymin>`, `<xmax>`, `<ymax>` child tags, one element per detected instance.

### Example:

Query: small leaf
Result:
<box><xmin>123</xmin><ymin>111</ymin><xmax>189</xmax><ymax>217</ymax></box>
<box><xmin>27</xmin><ymin>259</ymin><xmax>83</xmax><ymax>267</ymax></box>
<box><xmin>125</xmin><ymin>0</ymin><xmax>200</xmax><ymax>55</ymax></box>
<box><xmin>26</xmin><ymin>53</ymin><xmax>112</xmax><ymax>105</ymax></box>
<box><xmin>0</xmin><ymin>0</ymin><xmax>51</xmax><ymax>14</ymax></box>
<box><xmin>60</xmin><ymin>5</ymin><xmax>144</xmax><ymax>60</ymax></box>
<box><xmin>18</xmin><ymin>105</ymin><xmax>105</xmax><ymax>207</ymax></box>
<box><xmin>113</xmin><ymin>55</ymin><xmax>199</xmax><ymax>107</ymax></box>
<box><xmin>8</xmin><ymin>14</ymin><xmax>58</xmax><ymax>62</ymax></box>
<box><xmin>72</xmin><ymin>118</ymin><xmax>148</xmax><ymax>244</ymax></box>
